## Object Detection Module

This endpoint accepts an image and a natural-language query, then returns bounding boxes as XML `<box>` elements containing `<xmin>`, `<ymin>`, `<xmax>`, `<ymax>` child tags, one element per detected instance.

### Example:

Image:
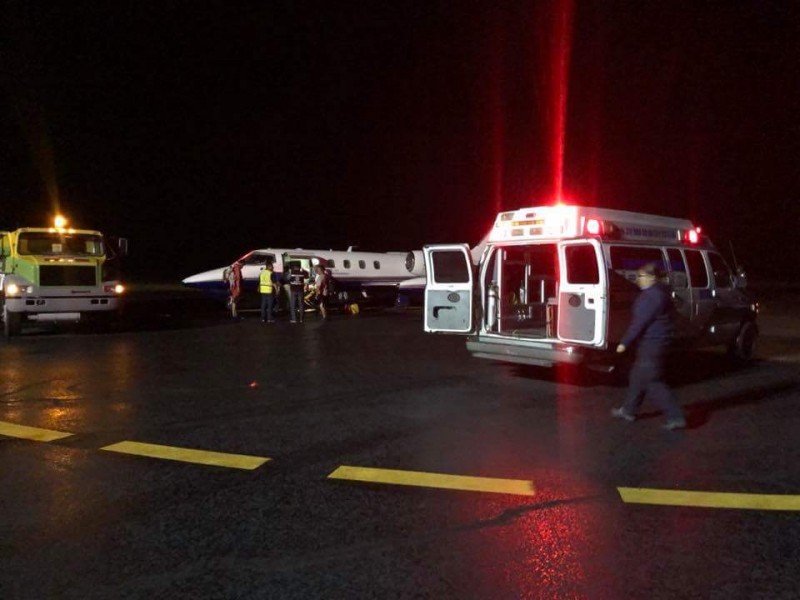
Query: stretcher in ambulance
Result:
<box><xmin>423</xmin><ymin>205</ymin><xmax>758</xmax><ymax>369</ymax></box>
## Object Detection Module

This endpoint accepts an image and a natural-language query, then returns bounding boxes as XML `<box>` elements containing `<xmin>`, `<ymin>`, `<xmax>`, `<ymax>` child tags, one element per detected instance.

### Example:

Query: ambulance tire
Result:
<box><xmin>3</xmin><ymin>305</ymin><xmax>21</xmax><ymax>337</ymax></box>
<box><xmin>727</xmin><ymin>321</ymin><xmax>757</xmax><ymax>365</ymax></box>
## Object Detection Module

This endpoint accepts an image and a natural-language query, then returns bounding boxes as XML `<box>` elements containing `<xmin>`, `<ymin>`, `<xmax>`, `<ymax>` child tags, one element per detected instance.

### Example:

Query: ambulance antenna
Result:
<box><xmin>728</xmin><ymin>240</ymin><xmax>739</xmax><ymax>270</ymax></box>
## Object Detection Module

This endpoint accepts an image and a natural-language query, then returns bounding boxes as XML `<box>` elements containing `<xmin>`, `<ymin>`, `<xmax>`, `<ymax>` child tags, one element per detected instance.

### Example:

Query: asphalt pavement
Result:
<box><xmin>1</xmin><ymin>287</ymin><xmax>798</xmax><ymax>599</ymax></box>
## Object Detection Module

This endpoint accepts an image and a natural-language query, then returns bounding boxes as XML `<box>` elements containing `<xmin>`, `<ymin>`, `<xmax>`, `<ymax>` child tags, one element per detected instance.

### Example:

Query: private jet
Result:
<box><xmin>182</xmin><ymin>247</ymin><xmax>427</xmax><ymax>309</ymax></box>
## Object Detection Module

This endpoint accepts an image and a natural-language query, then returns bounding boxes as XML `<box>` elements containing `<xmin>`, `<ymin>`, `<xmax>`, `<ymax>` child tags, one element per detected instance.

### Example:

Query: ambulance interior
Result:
<box><xmin>485</xmin><ymin>243</ymin><xmax>560</xmax><ymax>338</ymax></box>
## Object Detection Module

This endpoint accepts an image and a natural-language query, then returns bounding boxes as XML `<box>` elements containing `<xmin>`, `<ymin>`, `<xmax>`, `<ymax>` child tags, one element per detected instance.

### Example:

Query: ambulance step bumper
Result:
<box><xmin>466</xmin><ymin>338</ymin><xmax>586</xmax><ymax>367</ymax></box>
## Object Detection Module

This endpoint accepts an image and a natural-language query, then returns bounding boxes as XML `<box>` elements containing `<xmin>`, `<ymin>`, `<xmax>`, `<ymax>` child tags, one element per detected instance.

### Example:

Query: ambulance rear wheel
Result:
<box><xmin>728</xmin><ymin>321</ymin><xmax>757</xmax><ymax>364</ymax></box>
<box><xmin>3</xmin><ymin>306</ymin><xmax>22</xmax><ymax>337</ymax></box>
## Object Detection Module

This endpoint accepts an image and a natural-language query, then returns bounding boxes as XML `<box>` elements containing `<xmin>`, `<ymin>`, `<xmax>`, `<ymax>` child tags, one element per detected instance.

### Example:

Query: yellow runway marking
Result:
<box><xmin>328</xmin><ymin>465</ymin><xmax>535</xmax><ymax>496</ymax></box>
<box><xmin>101</xmin><ymin>441</ymin><xmax>270</xmax><ymax>470</ymax></box>
<box><xmin>0</xmin><ymin>420</ymin><xmax>73</xmax><ymax>442</ymax></box>
<box><xmin>618</xmin><ymin>487</ymin><xmax>800</xmax><ymax>511</ymax></box>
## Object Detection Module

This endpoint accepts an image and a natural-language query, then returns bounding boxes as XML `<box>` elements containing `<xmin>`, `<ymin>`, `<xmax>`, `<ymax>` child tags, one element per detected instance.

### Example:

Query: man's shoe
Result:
<box><xmin>611</xmin><ymin>407</ymin><xmax>635</xmax><ymax>422</ymax></box>
<box><xmin>663</xmin><ymin>417</ymin><xmax>687</xmax><ymax>430</ymax></box>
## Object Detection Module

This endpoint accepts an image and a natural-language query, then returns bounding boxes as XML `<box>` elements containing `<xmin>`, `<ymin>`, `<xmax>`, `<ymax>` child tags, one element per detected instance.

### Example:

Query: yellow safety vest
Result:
<box><xmin>259</xmin><ymin>269</ymin><xmax>275</xmax><ymax>294</ymax></box>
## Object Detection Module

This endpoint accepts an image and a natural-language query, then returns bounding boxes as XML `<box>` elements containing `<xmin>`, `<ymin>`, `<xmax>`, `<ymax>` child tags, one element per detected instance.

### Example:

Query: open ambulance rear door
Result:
<box><xmin>423</xmin><ymin>244</ymin><xmax>475</xmax><ymax>334</ymax></box>
<box><xmin>556</xmin><ymin>239</ymin><xmax>608</xmax><ymax>347</ymax></box>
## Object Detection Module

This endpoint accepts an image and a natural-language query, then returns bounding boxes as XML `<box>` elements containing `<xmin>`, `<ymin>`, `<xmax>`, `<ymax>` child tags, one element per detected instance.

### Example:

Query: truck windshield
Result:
<box><xmin>17</xmin><ymin>232</ymin><xmax>105</xmax><ymax>257</ymax></box>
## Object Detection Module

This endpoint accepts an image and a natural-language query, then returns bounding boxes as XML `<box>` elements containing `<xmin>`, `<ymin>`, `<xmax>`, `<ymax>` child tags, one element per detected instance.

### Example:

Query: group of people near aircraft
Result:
<box><xmin>223</xmin><ymin>259</ymin><xmax>332</xmax><ymax>323</ymax></box>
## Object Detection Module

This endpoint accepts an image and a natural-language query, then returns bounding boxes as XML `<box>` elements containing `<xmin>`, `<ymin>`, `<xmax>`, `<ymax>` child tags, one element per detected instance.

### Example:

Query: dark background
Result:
<box><xmin>2</xmin><ymin>1</ymin><xmax>798</xmax><ymax>282</ymax></box>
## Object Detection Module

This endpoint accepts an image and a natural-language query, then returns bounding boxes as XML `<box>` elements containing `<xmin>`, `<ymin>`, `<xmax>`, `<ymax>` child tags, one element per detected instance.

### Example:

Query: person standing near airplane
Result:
<box><xmin>313</xmin><ymin>264</ymin><xmax>330</xmax><ymax>319</ymax></box>
<box><xmin>223</xmin><ymin>260</ymin><xmax>243</xmax><ymax>320</ymax></box>
<box><xmin>285</xmin><ymin>261</ymin><xmax>309</xmax><ymax>323</ymax></box>
<box><xmin>259</xmin><ymin>262</ymin><xmax>280</xmax><ymax>323</ymax></box>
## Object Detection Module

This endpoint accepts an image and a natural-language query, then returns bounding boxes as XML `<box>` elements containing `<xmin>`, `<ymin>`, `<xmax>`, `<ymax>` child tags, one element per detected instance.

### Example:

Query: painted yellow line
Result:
<box><xmin>101</xmin><ymin>441</ymin><xmax>270</xmax><ymax>470</ymax></box>
<box><xmin>0</xmin><ymin>420</ymin><xmax>73</xmax><ymax>442</ymax></box>
<box><xmin>618</xmin><ymin>487</ymin><xmax>800</xmax><ymax>511</ymax></box>
<box><xmin>328</xmin><ymin>465</ymin><xmax>535</xmax><ymax>496</ymax></box>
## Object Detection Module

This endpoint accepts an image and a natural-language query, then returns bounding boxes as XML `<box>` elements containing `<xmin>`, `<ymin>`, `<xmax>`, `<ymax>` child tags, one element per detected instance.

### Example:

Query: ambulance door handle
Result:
<box><xmin>433</xmin><ymin>306</ymin><xmax>454</xmax><ymax>318</ymax></box>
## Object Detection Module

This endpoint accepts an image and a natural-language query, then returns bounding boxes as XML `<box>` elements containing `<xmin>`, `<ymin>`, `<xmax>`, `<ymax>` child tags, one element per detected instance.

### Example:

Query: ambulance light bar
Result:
<box><xmin>491</xmin><ymin>206</ymin><xmax>695</xmax><ymax>244</ymax></box>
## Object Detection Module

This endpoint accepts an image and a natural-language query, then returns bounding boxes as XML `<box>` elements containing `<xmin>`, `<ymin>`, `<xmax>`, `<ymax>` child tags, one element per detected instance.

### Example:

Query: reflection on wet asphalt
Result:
<box><xmin>1</xmin><ymin>290</ymin><xmax>799</xmax><ymax>598</ymax></box>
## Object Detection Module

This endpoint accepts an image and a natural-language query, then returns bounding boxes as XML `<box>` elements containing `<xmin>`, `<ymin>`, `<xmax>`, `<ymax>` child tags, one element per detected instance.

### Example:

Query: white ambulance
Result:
<box><xmin>423</xmin><ymin>205</ymin><xmax>758</xmax><ymax>369</ymax></box>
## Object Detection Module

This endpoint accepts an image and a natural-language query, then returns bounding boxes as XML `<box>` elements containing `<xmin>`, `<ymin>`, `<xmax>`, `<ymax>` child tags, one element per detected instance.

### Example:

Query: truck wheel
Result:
<box><xmin>728</xmin><ymin>321</ymin><xmax>757</xmax><ymax>364</ymax></box>
<box><xmin>3</xmin><ymin>306</ymin><xmax>22</xmax><ymax>337</ymax></box>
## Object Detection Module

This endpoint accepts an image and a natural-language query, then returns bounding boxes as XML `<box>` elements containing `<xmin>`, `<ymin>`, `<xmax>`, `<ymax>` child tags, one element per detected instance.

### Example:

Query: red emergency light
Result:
<box><xmin>685</xmin><ymin>228</ymin><xmax>701</xmax><ymax>244</ymax></box>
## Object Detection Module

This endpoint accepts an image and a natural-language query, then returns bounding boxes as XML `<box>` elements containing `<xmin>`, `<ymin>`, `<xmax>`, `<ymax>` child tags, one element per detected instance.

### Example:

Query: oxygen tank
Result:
<box><xmin>487</xmin><ymin>281</ymin><xmax>498</xmax><ymax>331</ymax></box>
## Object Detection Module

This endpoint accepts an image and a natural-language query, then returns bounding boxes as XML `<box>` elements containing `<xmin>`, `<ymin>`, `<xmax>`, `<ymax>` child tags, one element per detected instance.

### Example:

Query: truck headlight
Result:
<box><xmin>104</xmin><ymin>284</ymin><xmax>125</xmax><ymax>294</ymax></box>
<box><xmin>5</xmin><ymin>284</ymin><xmax>32</xmax><ymax>296</ymax></box>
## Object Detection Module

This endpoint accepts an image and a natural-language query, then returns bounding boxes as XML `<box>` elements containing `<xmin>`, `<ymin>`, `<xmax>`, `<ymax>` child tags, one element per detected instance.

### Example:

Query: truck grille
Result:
<box><xmin>39</xmin><ymin>265</ymin><xmax>97</xmax><ymax>287</ymax></box>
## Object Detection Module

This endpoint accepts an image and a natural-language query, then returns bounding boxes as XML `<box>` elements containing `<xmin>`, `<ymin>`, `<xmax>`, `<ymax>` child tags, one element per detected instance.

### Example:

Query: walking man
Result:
<box><xmin>611</xmin><ymin>262</ymin><xmax>686</xmax><ymax>430</ymax></box>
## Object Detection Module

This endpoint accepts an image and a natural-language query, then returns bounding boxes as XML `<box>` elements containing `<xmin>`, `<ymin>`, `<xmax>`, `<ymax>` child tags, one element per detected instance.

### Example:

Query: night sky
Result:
<box><xmin>3</xmin><ymin>1</ymin><xmax>798</xmax><ymax>281</ymax></box>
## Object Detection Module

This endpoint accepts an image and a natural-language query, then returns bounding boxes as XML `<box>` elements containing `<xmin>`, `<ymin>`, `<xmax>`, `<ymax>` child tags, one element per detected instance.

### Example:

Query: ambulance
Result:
<box><xmin>0</xmin><ymin>216</ymin><xmax>127</xmax><ymax>337</ymax></box>
<box><xmin>423</xmin><ymin>205</ymin><xmax>758</xmax><ymax>369</ymax></box>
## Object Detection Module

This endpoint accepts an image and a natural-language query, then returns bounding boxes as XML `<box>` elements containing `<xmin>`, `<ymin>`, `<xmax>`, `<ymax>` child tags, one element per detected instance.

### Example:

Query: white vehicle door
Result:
<box><xmin>423</xmin><ymin>244</ymin><xmax>475</xmax><ymax>333</ymax></box>
<box><xmin>557</xmin><ymin>239</ymin><xmax>607</xmax><ymax>346</ymax></box>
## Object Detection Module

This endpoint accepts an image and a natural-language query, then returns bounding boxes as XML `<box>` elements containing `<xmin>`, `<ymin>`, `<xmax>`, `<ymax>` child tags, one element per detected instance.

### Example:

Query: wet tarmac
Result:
<box><xmin>1</xmin><ymin>287</ymin><xmax>799</xmax><ymax>599</ymax></box>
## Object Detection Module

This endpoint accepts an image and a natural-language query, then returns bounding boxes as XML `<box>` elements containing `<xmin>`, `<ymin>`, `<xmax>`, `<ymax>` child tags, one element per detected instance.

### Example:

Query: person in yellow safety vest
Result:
<box><xmin>259</xmin><ymin>262</ymin><xmax>280</xmax><ymax>323</ymax></box>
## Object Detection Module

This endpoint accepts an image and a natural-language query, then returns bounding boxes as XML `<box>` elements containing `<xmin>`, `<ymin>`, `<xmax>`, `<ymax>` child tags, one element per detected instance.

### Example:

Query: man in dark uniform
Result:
<box><xmin>611</xmin><ymin>262</ymin><xmax>686</xmax><ymax>430</ymax></box>
<box><xmin>285</xmin><ymin>261</ymin><xmax>309</xmax><ymax>323</ymax></box>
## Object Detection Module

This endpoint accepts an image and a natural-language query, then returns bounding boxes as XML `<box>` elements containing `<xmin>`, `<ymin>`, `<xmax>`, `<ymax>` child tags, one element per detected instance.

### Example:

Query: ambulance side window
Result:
<box><xmin>666</xmin><ymin>249</ymin><xmax>688</xmax><ymax>289</ymax></box>
<box><xmin>431</xmin><ymin>250</ymin><xmax>470</xmax><ymax>283</ymax></box>
<box><xmin>708</xmin><ymin>252</ymin><xmax>733</xmax><ymax>288</ymax></box>
<box><xmin>685</xmin><ymin>250</ymin><xmax>709</xmax><ymax>288</ymax></box>
<box><xmin>609</xmin><ymin>246</ymin><xmax>666</xmax><ymax>284</ymax></box>
<box><xmin>565</xmin><ymin>245</ymin><xmax>599</xmax><ymax>284</ymax></box>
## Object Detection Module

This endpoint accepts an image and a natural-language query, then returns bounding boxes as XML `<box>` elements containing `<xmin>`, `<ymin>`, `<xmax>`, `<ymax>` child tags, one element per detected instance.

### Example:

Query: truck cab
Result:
<box><xmin>0</xmin><ymin>221</ymin><xmax>127</xmax><ymax>336</ymax></box>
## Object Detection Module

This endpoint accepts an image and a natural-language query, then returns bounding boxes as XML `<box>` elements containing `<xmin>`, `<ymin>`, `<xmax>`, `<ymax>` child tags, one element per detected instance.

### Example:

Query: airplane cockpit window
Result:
<box><xmin>242</xmin><ymin>253</ymin><xmax>274</xmax><ymax>266</ymax></box>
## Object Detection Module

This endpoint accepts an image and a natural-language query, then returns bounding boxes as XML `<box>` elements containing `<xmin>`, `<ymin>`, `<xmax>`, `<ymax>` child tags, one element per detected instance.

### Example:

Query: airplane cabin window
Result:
<box><xmin>343</xmin><ymin>260</ymin><xmax>351</xmax><ymax>268</ymax></box>
<box><xmin>358</xmin><ymin>260</ymin><xmax>366</xmax><ymax>269</ymax></box>
<box><xmin>373</xmin><ymin>261</ymin><xmax>380</xmax><ymax>269</ymax></box>
<box><xmin>328</xmin><ymin>260</ymin><xmax>336</xmax><ymax>268</ymax></box>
